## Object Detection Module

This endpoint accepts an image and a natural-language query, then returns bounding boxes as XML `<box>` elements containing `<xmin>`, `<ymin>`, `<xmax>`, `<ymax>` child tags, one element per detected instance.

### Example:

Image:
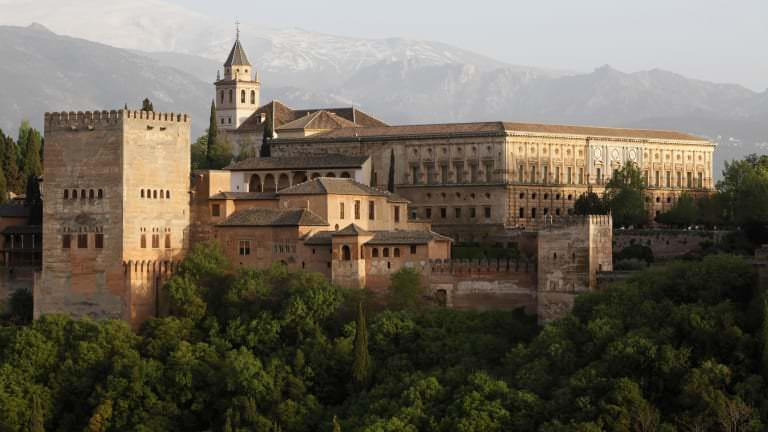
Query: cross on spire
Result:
<box><xmin>235</xmin><ymin>20</ymin><xmax>240</xmax><ymax>41</ymax></box>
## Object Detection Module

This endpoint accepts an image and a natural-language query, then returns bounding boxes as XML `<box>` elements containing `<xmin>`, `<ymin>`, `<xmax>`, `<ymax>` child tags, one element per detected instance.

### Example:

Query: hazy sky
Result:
<box><xmin>168</xmin><ymin>0</ymin><xmax>768</xmax><ymax>91</ymax></box>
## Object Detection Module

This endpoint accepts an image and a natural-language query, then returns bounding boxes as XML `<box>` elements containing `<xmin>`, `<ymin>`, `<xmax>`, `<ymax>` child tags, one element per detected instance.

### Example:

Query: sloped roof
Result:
<box><xmin>276</xmin><ymin>121</ymin><xmax>707</xmax><ymax>142</ymax></box>
<box><xmin>367</xmin><ymin>230</ymin><xmax>453</xmax><ymax>245</ymax></box>
<box><xmin>224</xmin><ymin>39</ymin><xmax>250</xmax><ymax>66</ymax></box>
<box><xmin>279</xmin><ymin>177</ymin><xmax>390</xmax><ymax>197</ymax></box>
<box><xmin>2</xmin><ymin>225</ymin><xmax>40</xmax><ymax>235</ymax></box>
<box><xmin>235</xmin><ymin>100</ymin><xmax>388</xmax><ymax>133</ymax></box>
<box><xmin>226</xmin><ymin>154</ymin><xmax>369</xmax><ymax>171</ymax></box>
<box><xmin>303</xmin><ymin>230</ymin><xmax>334</xmax><ymax>245</ymax></box>
<box><xmin>218</xmin><ymin>207</ymin><xmax>328</xmax><ymax>227</ymax></box>
<box><xmin>0</xmin><ymin>204</ymin><xmax>29</xmax><ymax>218</ymax></box>
<box><xmin>334</xmin><ymin>224</ymin><xmax>369</xmax><ymax>236</ymax></box>
<box><xmin>277</xmin><ymin>110</ymin><xmax>360</xmax><ymax>131</ymax></box>
<box><xmin>209</xmin><ymin>192</ymin><xmax>278</xmax><ymax>200</ymax></box>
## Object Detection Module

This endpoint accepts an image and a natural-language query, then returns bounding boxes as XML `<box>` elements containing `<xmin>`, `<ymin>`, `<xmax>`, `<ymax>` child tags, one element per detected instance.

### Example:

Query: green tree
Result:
<box><xmin>718</xmin><ymin>154</ymin><xmax>768</xmax><ymax>242</ymax></box>
<box><xmin>657</xmin><ymin>192</ymin><xmax>697</xmax><ymax>227</ymax></box>
<box><xmin>261</xmin><ymin>111</ymin><xmax>272</xmax><ymax>157</ymax></box>
<box><xmin>141</xmin><ymin>98</ymin><xmax>154</xmax><ymax>112</ymax></box>
<box><xmin>190</xmin><ymin>135</ymin><xmax>208</xmax><ymax>170</ymax></box>
<box><xmin>389</xmin><ymin>267</ymin><xmax>426</xmax><ymax>310</ymax></box>
<box><xmin>206</xmin><ymin>100</ymin><xmax>218</xmax><ymax>168</ymax></box>
<box><xmin>2</xmin><ymin>129</ymin><xmax>23</xmax><ymax>193</ymax></box>
<box><xmin>0</xmin><ymin>161</ymin><xmax>7</xmax><ymax>204</ymax></box>
<box><xmin>30</xmin><ymin>392</ymin><xmax>44</xmax><ymax>432</ymax></box>
<box><xmin>26</xmin><ymin>175</ymin><xmax>43</xmax><ymax>225</ymax></box>
<box><xmin>604</xmin><ymin>162</ymin><xmax>648</xmax><ymax>227</ymax></box>
<box><xmin>22</xmin><ymin>126</ymin><xmax>43</xmax><ymax>179</ymax></box>
<box><xmin>387</xmin><ymin>148</ymin><xmax>395</xmax><ymax>193</ymax></box>
<box><xmin>574</xmin><ymin>186</ymin><xmax>607</xmax><ymax>215</ymax></box>
<box><xmin>352</xmin><ymin>302</ymin><xmax>371</xmax><ymax>386</ymax></box>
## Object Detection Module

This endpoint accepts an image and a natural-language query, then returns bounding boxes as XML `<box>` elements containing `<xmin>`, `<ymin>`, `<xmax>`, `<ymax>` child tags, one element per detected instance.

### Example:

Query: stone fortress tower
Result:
<box><xmin>214</xmin><ymin>26</ymin><xmax>260</xmax><ymax>130</ymax></box>
<box><xmin>35</xmin><ymin>110</ymin><xmax>191</xmax><ymax>326</ymax></box>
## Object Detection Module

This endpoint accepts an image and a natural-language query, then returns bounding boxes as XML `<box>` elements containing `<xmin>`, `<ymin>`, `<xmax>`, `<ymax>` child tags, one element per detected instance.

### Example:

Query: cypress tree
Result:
<box><xmin>23</xmin><ymin>129</ymin><xmax>43</xmax><ymax>179</ymax></box>
<box><xmin>260</xmin><ymin>111</ymin><xmax>272</xmax><ymax>157</ymax></box>
<box><xmin>206</xmin><ymin>100</ymin><xmax>218</xmax><ymax>168</ymax></box>
<box><xmin>762</xmin><ymin>295</ymin><xmax>768</xmax><ymax>380</ymax></box>
<box><xmin>30</xmin><ymin>392</ymin><xmax>44</xmax><ymax>432</ymax></box>
<box><xmin>2</xmin><ymin>132</ymin><xmax>22</xmax><ymax>193</ymax></box>
<box><xmin>141</xmin><ymin>98</ymin><xmax>154</xmax><ymax>112</ymax></box>
<box><xmin>25</xmin><ymin>175</ymin><xmax>42</xmax><ymax>225</ymax></box>
<box><xmin>352</xmin><ymin>301</ymin><xmax>370</xmax><ymax>386</ymax></box>
<box><xmin>387</xmin><ymin>148</ymin><xmax>395</xmax><ymax>193</ymax></box>
<box><xmin>0</xmin><ymin>165</ymin><xmax>7</xmax><ymax>204</ymax></box>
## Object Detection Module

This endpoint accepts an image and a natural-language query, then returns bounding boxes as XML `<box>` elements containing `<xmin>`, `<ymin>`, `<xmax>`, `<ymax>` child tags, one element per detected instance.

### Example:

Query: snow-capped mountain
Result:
<box><xmin>0</xmin><ymin>0</ymin><xmax>558</xmax><ymax>89</ymax></box>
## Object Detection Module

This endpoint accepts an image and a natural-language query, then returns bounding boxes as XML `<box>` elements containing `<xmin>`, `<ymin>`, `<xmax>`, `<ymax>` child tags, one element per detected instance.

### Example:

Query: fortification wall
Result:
<box><xmin>427</xmin><ymin>258</ymin><xmax>538</xmax><ymax>312</ymax></box>
<box><xmin>613</xmin><ymin>229</ymin><xmax>725</xmax><ymax>260</ymax></box>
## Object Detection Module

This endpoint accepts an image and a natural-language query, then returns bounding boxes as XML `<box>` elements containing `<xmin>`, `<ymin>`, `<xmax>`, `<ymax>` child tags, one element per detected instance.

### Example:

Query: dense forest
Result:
<box><xmin>0</xmin><ymin>121</ymin><xmax>44</xmax><ymax>203</ymax></box>
<box><xmin>1</xmin><ymin>242</ymin><xmax>766</xmax><ymax>431</ymax></box>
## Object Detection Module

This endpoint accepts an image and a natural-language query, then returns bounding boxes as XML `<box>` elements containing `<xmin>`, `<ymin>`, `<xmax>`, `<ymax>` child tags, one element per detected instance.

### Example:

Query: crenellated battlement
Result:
<box><xmin>429</xmin><ymin>257</ymin><xmax>536</xmax><ymax>274</ymax></box>
<box><xmin>44</xmin><ymin>110</ymin><xmax>190</xmax><ymax>132</ymax></box>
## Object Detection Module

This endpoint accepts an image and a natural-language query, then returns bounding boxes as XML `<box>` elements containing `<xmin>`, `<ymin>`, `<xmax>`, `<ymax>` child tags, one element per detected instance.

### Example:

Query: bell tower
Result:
<box><xmin>215</xmin><ymin>23</ymin><xmax>260</xmax><ymax>130</ymax></box>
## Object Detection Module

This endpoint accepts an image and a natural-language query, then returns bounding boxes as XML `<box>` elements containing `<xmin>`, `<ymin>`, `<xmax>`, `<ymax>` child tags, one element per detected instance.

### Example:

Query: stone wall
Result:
<box><xmin>613</xmin><ymin>229</ymin><xmax>726</xmax><ymax>260</ymax></box>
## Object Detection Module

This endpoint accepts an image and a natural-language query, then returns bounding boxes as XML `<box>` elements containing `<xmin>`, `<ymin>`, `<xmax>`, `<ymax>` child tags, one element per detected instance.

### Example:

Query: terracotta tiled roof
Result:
<box><xmin>334</xmin><ymin>224</ymin><xmax>369</xmax><ymax>236</ymax></box>
<box><xmin>236</xmin><ymin>101</ymin><xmax>388</xmax><ymax>133</ymax></box>
<box><xmin>275</xmin><ymin>121</ymin><xmax>707</xmax><ymax>142</ymax></box>
<box><xmin>209</xmin><ymin>192</ymin><xmax>278</xmax><ymax>200</ymax></box>
<box><xmin>224</xmin><ymin>39</ymin><xmax>250</xmax><ymax>66</ymax></box>
<box><xmin>225</xmin><ymin>154</ymin><xmax>369</xmax><ymax>171</ymax></box>
<box><xmin>367</xmin><ymin>230</ymin><xmax>453</xmax><ymax>245</ymax></box>
<box><xmin>276</xmin><ymin>110</ymin><xmax>360</xmax><ymax>131</ymax></box>
<box><xmin>303</xmin><ymin>230</ymin><xmax>334</xmax><ymax>245</ymax></box>
<box><xmin>279</xmin><ymin>177</ymin><xmax>391</xmax><ymax>198</ymax></box>
<box><xmin>218</xmin><ymin>208</ymin><xmax>328</xmax><ymax>227</ymax></box>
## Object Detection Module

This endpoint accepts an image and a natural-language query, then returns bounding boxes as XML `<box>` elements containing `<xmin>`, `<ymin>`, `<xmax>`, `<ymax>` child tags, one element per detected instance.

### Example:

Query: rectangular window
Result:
<box><xmin>455</xmin><ymin>207</ymin><xmax>461</xmax><ymax>218</ymax></box>
<box><xmin>666</xmin><ymin>171</ymin><xmax>671</xmax><ymax>188</ymax></box>
<box><xmin>394</xmin><ymin>206</ymin><xmax>400</xmax><ymax>223</ymax></box>
<box><xmin>555</xmin><ymin>166</ymin><xmax>560</xmax><ymax>184</ymax></box>
<box><xmin>485</xmin><ymin>161</ymin><xmax>493</xmax><ymax>183</ymax></box>
<box><xmin>211</xmin><ymin>204</ymin><xmax>221</xmax><ymax>217</ymax></box>
<box><xmin>95</xmin><ymin>233</ymin><xmax>104</xmax><ymax>249</ymax></box>
<box><xmin>77</xmin><ymin>234</ymin><xmax>88</xmax><ymax>248</ymax></box>
<box><xmin>698</xmin><ymin>172</ymin><xmax>703</xmax><ymax>188</ymax></box>
<box><xmin>426</xmin><ymin>208</ymin><xmax>432</xmax><ymax>218</ymax></box>
<box><xmin>441</xmin><ymin>165</ymin><xmax>449</xmax><ymax>183</ymax></box>
<box><xmin>531</xmin><ymin>208</ymin><xmax>537</xmax><ymax>219</ymax></box>
<box><xmin>518</xmin><ymin>164</ymin><xmax>524</xmax><ymax>183</ymax></box>
<box><xmin>531</xmin><ymin>165</ymin><xmax>537</xmax><ymax>183</ymax></box>
<box><xmin>410</xmin><ymin>245</ymin><xmax>417</xmax><ymax>255</ymax></box>
<box><xmin>470</xmin><ymin>207</ymin><xmax>476</xmax><ymax>218</ymax></box>
<box><xmin>470</xmin><ymin>164</ymin><xmax>478</xmax><ymax>183</ymax></box>
<box><xmin>644</xmin><ymin>170</ymin><xmax>649</xmax><ymax>185</ymax></box>
<box><xmin>677</xmin><ymin>171</ymin><xmax>682</xmax><ymax>188</ymax></box>
<box><xmin>519</xmin><ymin>207</ymin><xmax>524</xmax><ymax>218</ymax></box>
<box><xmin>354</xmin><ymin>200</ymin><xmax>360</xmax><ymax>219</ymax></box>
<box><xmin>62</xmin><ymin>234</ymin><xmax>71</xmax><ymax>249</ymax></box>
<box><xmin>484</xmin><ymin>207</ymin><xmax>491</xmax><ymax>218</ymax></box>
<box><xmin>339</xmin><ymin>202</ymin><xmax>345</xmax><ymax>219</ymax></box>
<box><xmin>687</xmin><ymin>172</ymin><xmax>692</xmax><ymax>188</ymax></box>
<box><xmin>164</xmin><ymin>234</ymin><xmax>171</xmax><ymax>249</ymax></box>
<box><xmin>567</xmin><ymin>167</ymin><xmax>572</xmax><ymax>184</ymax></box>
<box><xmin>455</xmin><ymin>162</ymin><xmax>464</xmax><ymax>183</ymax></box>
<box><xmin>655</xmin><ymin>171</ymin><xmax>660</xmax><ymax>187</ymax></box>
<box><xmin>411</xmin><ymin>165</ymin><xmax>420</xmax><ymax>185</ymax></box>
<box><xmin>368</xmin><ymin>201</ymin><xmax>375</xmax><ymax>220</ymax></box>
<box><xmin>578</xmin><ymin>167</ymin><xmax>584</xmax><ymax>184</ymax></box>
<box><xmin>596</xmin><ymin>168</ymin><xmax>602</xmax><ymax>184</ymax></box>
<box><xmin>239</xmin><ymin>240</ymin><xmax>251</xmax><ymax>256</ymax></box>
<box><xmin>152</xmin><ymin>234</ymin><xmax>160</xmax><ymax>249</ymax></box>
<box><xmin>426</xmin><ymin>165</ymin><xmax>435</xmax><ymax>184</ymax></box>
<box><xmin>440</xmin><ymin>207</ymin><xmax>447</xmax><ymax>218</ymax></box>
<box><xmin>140</xmin><ymin>234</ymin><xmax>146</xmax><ymax>248</ymax></box>
<box><xmin>543</xmin><ymin>166</ymin><xmax>549</xmax><ymax>184</ymax></box>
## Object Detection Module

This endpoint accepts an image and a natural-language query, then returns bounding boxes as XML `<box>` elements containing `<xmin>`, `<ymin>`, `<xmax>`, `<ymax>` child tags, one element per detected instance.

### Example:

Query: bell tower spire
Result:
<box><xmin>214</xmin><ymin>23</ymin><xmax>260</xmax><ymax>130</ymax></box>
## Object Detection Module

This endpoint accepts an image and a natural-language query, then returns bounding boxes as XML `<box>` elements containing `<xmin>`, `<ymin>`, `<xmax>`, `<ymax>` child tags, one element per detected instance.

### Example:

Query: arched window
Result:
<box><xmin>250</xmin><ymin>90</ymin><xmax>256</xmax><ymax>104</ymax></box>
<box><xmin>80</xmin><ymin>189</ymin><xmax>86</xmax><ymax>199</ymax></box>
<box><xmin>220</xmin><ymin>91</ymin><xmax>224</xmax><ymax>104</ymax></box>
<box><xmin>64</xmin><ymin>189</ymin><xmax>68</xmax><ymax>199</ymax></box>
<box><xmin>166</xmin><ymin>190</ymin><xmax>170</xmax><ymax>199</ymax></box>
<box><xmin>97</xmin><ymin>189</ymin><xmax>103</xmax><ymax>199</ymax></box>
<box><xmin>141</xmin><ymin>189</ymin><xmax>145</xmax><ymax>198</ymax></box>
<box><xmin>383</xmin><ymin>248</ymin><xmax>389</xmax><ymax>258</ymax></box>
<box><xmin>241</xmin><ymin>90</ymin><xmax>246</xmax><ymax>103</ymax></box>
<box><xmin>394</xmin><ymin>248</ymin><xmax>400</xmax><ymax>257</ymax></box>
<box><xmin>153</xmin><ymin>190</ymin><xmax>158</xmax><ymax>199</ymax></box>
<box><xmin>342</xmin><ymin>245</ymin><xmax>351</xmax><ymax>261</ymax></box>
<box><xmin>89</xmin><ymin>189</ymin><xmax>94</xmax><ymax>199</ymax></box>
<box><xmin>228</xmin><ymin>89</ymin><xmax>233</xmax><ymax>103</ymax></box>
<box><xmin>71</xmin><ymin>189</ymin><xmax>77</xmax><ymax>200</ymax></box>
<box><xmin>372</xmin><ymin>248</ymin><xmax>379</xmax><ymax>258</ymax></box>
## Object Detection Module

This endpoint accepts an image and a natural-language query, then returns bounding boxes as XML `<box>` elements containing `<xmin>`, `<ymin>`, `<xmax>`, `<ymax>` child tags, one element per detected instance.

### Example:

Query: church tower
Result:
<box><xmin>215</xmin><ymin>26</ymin><xmax>260</xmax><ymax>130</ymax></box>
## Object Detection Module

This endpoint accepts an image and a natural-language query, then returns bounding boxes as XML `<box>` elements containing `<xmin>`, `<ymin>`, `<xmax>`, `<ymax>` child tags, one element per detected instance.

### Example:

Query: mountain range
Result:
<box><xmin>0</xmin><ymin>0</ymin><xmax>766</xmax><ymax>178</ymax></box>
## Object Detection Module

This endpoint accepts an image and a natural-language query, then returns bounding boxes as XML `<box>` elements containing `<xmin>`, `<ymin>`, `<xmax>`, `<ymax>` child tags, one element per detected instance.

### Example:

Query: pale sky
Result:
<box><xmin>169</xmin><ymin>0</ymin><xmax>768</xmax><ymax>91</ymax></box>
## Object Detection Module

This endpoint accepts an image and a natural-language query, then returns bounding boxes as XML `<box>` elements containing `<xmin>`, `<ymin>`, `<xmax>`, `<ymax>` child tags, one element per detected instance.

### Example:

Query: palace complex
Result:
<box><xmin>32</xmin><ymin>33</ymin><xmax>716</xmax><ymax>326</ymax></box>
